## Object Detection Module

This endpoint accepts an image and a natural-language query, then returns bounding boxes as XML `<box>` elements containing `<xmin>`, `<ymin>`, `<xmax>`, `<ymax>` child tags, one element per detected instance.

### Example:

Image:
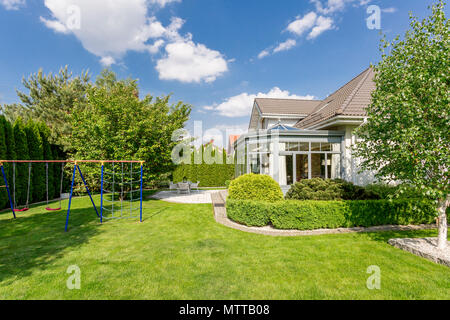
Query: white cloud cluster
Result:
<box><xmin>258</xmin><ymin>39</ymin><xmax>297</xmax><ymax>59</ymax></box>
<box><xmin>287</xmin><ymin>12</ymin><xmax>334</xmax><ymax>39</ymax></box>
<box><xmin>149</xmin><ymin>0</ymin><xmax>181</xmax><ymax>7</ymax></box>
<box><xmin>382</xmin><ymin>7</ymin><xmax>397</xmax><ymax>13</ymax></box>
<box><xmin>39</xmin><ymin>0</ymin><xmax>228</xmax><ymax>83</ymax></box>
<box><xmin>273</xmin><ymin>39</ymin><xmax>297</xmax><ymax>53</ymax></box>
<box><xmin>311</xmin><ymin>0</ymin><xmax>347</xmax><ymax>15</ymax></box>
<box><xmin>286</xmin><ymin>12</ymin><xmax>318</xmax><ymax>36</ymax></box>
<box><xmin>258</xmin><ymin>0</ymin><xmax>383</xmax><ymax>59</ymax></box>
<box><xmin>0</xmin><ymin>0</ymin><xmax>25</xmax><ymax>10</ymax></box>
<box><xmin>204</xmin><ymin>87</ymin><xmax>315</xmax><ymax>118</ymax></box>
<box><xmin>156</xmin><ymin>40</ymin><xmax>228</xmax><ymax>83</ymax></box>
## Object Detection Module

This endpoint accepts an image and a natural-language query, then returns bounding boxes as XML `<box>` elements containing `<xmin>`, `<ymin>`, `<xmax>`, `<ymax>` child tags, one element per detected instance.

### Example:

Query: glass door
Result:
<box><xmin>295</xmin><ymin>154</ymin><xmax>308</xmax><ymax>181</ymax></box>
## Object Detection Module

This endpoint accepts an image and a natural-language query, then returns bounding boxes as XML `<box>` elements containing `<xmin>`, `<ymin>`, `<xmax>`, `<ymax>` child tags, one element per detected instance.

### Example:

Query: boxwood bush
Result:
<box><xmin>285</xmin><ymin>178</ymin><xmax>382</xmax><ymax>201</ymax></box>
<box><xmin>226</xmin><ymin>198</ymin><xmax>273</xmax><ymax>227</ymax></box>
<box><xmin>226</xmin><ymin>198</ymin><xmax>437</xmax><ymax>230</ymax></box>
<box><xmin>228</xmin><ymin>174</ymin><xmax>284</xmax><ymax>202</ymax></box>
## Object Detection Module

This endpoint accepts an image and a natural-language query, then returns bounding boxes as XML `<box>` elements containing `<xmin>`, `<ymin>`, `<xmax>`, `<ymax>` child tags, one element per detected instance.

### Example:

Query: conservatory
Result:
<box><xmin>234</xmin><ymin>126</ymin><xmax>345</xmax><ymax>192</ymax></box>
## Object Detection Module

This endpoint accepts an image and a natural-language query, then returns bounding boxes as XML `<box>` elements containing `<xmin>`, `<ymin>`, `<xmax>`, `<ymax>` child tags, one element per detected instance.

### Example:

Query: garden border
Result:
<box><xmin>211</xmin><ymin>191</ymin><xmax>437</xmax><ymax>237</ymax></box>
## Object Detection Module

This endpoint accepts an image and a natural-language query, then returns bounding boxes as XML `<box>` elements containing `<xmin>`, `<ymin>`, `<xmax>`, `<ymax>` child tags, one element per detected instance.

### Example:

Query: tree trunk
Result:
<box><xmin>437</xmin><ymin>196</ymin><xmax>449</xmax><ymax>250</ymax></box>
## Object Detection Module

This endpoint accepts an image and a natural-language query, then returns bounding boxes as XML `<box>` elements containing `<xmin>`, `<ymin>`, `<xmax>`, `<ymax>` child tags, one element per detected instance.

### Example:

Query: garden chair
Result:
<box><xmin>190</xmin><ymin>182</ymin><xmax>200</xmax><ymax>192</ymax></box>
<box><xmin>177</xmin><ymin>183</ymin><xmax>191</xmax><ymax>194</ymax></box>
<box><xmin>169</xmin><ymin>182</ymin><xmax>178</xmax><ymax>192</ymax></box>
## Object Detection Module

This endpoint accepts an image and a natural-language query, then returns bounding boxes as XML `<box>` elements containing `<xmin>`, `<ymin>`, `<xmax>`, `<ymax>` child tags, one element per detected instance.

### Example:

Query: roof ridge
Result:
<box><xmin>336</xmin><ymin>67</ymin><xmax>372</xmax><ymax>115</ymax></box>
<box><xmin>255</xmin><ymin>97</ymin><xmax>322</xmax><ymax>102</ymax></box>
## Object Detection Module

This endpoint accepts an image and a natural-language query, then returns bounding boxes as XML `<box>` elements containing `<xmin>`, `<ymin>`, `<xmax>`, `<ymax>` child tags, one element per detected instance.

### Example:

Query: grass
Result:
<box><xmin>0</xmin><ymin>193</ymin><xmax>448</xmax><ymax>300</ymax></box>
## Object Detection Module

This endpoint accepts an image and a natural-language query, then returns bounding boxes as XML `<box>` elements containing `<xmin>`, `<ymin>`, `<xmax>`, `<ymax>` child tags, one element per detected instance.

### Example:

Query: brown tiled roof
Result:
<box><xmin>295</xmin><ymin>67</ymin><xmax>375</xmax><ymax>129</ymax></box>
<box><xmin>255</xmin><ymin>98</ymin><xmax>321</xmax><ymax>116</ymax></box>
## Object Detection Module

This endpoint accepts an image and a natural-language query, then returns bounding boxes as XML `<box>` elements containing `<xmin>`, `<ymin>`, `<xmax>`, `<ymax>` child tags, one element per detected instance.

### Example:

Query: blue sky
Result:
<box><xmin>0</xmin><ymin>0</ymin><xmax>440</xmax><ymax>146</ymax></box>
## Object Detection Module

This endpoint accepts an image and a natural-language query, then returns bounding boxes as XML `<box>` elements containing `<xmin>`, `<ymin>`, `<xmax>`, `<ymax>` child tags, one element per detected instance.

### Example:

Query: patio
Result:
<box><xmin>150</xmin><ymin>190</ymin><xmax>220</xmax><ymax>204</ymax></box>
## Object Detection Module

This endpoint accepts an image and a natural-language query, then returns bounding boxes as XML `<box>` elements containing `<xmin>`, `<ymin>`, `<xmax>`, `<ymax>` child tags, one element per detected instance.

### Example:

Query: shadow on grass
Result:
<box><xmin>363</xmin><ymin>229</ymin><xmax>438</xmax><ymax>243</ymax></box>
<box><xmin>0</xmin><ymin>205</ymin><xmax>102</xmax><ymax>284</ymax></box>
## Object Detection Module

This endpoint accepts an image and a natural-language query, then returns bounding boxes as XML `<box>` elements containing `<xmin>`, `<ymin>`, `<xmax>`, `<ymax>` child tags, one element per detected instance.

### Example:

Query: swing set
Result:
<box><xmin>0</xmin><ymin>160</ymin><xmax>144</xmax><ymax>232</ymax></box>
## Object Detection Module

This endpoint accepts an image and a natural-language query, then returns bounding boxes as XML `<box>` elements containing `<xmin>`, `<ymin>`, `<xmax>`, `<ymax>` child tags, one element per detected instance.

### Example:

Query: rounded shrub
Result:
<box><xmin>228</xmin><ymin>174</ymin><xmax>283</xmax><ymax>202</ymax></box>
<box><xmin>285</xmin><ymin>178</ymin><xmax>381</xmax><ymax>201</ymax></box>
<box><xmin>285</xmin><ymin>178</ymin><xmax>342</xmax><ymax>200</ymax></box>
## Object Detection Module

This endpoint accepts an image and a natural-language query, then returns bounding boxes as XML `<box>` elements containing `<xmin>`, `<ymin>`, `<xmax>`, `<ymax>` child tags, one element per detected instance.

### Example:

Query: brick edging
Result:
<box><xmin>211</xmin><ymin>191</ymin><xmax>437</xmax><ymax>237</ymax></box>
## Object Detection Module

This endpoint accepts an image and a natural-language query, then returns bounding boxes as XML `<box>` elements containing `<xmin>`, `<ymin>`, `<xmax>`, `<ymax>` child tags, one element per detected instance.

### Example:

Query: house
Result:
<box><xmin>227</xmin><ymin>135</ymin><xmax>240</xmax><ymax>155</ymax></box>
<box><xmin>234</xmin><ymin>67</ymin><xmax>376</xmax><ymax>193</ymax></box>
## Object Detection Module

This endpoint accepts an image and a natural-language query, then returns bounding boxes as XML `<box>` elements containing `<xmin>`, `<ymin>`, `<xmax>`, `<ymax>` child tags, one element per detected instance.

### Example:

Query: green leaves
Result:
<box><xmin>71</xmin><ymin>70</ymin><xmax>191</xmax><ymax>187</ymax></box>
<box><xmin>354</xmin><ymin>0</ymin><xmax>449</xmax><ymax>201</ymax></box>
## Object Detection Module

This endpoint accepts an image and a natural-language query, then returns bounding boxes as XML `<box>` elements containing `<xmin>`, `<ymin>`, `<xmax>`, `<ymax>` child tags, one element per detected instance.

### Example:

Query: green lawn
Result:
<box><xmin>0</xmin><ymin>194</ymin><xmax>448</xmax><ymax>300</ymax></box>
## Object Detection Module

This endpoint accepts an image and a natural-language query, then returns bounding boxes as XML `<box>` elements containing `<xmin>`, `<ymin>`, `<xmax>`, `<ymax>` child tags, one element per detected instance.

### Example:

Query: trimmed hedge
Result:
<box><xmin>226</xmin><ymin>198</ymin><xmax>437</xmax><ymax>230</ymax></box>
<box><xmin>227</xmin><ymin>199</ymin><xmax>272</xmax><ymax>227</ymax></box>
<box><xmin>228</xmin><ymin>174</ymin><xmax>284</xmax><ymax>203</ymax></box>
<box><xmin>173</xmin><ymin>145</ymin><xmax>235</xmax><ymax>187</ymax></box>
<box><xmin>0</xmin><ymin>117</ymin><xmax>64</xmax><ymax>209</ymax></box>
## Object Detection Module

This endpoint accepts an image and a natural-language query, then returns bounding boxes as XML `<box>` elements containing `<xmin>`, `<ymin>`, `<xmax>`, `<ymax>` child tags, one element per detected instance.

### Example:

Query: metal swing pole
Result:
<box><xmin>1</xmin><ymin>163</ymin><xmax>16</xmax><ymax>219</ymax></box>
<box><xmin>65</xmin><ymin>162</ymin><xmax>78</xmax><ymax>232</ymax></box>
<box><xmin>76</xmin><ymin>165</ymin><xmax>100</xmax><ymax>217</ymax></box>
<box><xmin>100</xmin><ymin>163</ymin><xmax>104</xmax><ymax>224</ymax></box>
<box><xmin>140</xmin><ymin>162</ymin><xmax>143</xmax><ymax>223</ymax></box>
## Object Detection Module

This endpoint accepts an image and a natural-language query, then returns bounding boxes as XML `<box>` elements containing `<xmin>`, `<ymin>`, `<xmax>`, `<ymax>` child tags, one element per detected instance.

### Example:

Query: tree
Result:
<box><xmin>38</xmin><ymin>122</ymin><xmax>54</xmax><ymax>200</ymax></box>
<box><xmin>0</xmin><ymin>116</ymin><xmax>8</xmax><ymax>208</ymax></box>
<box><xmin>71</xmin><ymin>70</ymin><xmax>191</xmax><ymax>187</ymax></box>
<box><xmin>354</xmin><ymin>1</ymin><xmax>449</xmax><ymax>249</ymax></box>
<box><xmin>13</xmin><ymin>118</ymin><xmax>30</xmax><ymax>206</ymax></box>
<box><xmin>11</xmin><ymin>66</ymin><xmax>90</xmax><ymax>151</ymax></box>
<box><xmin>3</xmin><ymin>116</ymin><xmax>16</xmax><ymax>202</ymax></box>
<box><xmin>25</xmin><ymin>120</ymin><xmax>45</xmax><ymax>203</ymax></box>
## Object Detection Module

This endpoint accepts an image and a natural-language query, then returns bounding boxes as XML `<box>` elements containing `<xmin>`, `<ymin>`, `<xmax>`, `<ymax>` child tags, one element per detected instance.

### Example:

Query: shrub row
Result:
<box><xmin>173</xmin><ymin>145</ymin><xmax>235</xmax><ymax>187</ymax></box>
<box><xmin>226</xmin><ymin>198</ymin><xmax>437</xmax><ymax>230</ymax></box>
<box><xmin>0</xmin><ymin>116</ymin><xmax>64</xmax><ymax>210</ymax></box>
<box><xmin>285</xmin><ymin>178</ymin><xmax>426</xmax><ymax>201</ymax></box>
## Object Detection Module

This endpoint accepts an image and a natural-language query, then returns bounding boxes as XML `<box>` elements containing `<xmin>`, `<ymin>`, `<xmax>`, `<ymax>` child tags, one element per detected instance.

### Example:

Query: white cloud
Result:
<box><xmin>286</xmin><ymin>11</ymin><xmax>333</xmax><ymax>40</ymax></box>
<box><xmin>257</xmin><ymin>39</ymin><xmax>297</xmax><ymax>60</ymax></box>
<box><xmin>149</xmin><ymin>0</ymin><xmax>181</xmax><ymax>7</ymax></box>
<box><xmin>40</xmin><ymin>16</ymin><xmax>71</xmax><ymax>34</ymax></box>
<box><xmin>286</xmin><ymin>12</ymin><xmax>318</xmax><ymax>36</ymax></box>
<box><xmin>41</xmin><ymin>0</ymin><xmax>174</xmax><ymax>62</ymax></box>
<box><xmin>382</xmin><ymin>7</ymin><xmax>397</xmax><ymax>13</ymax></box>
<box><xmin>204</xmin><ymin>87</ymin><xmax>315</xmax><ymax>118</ymax></box>
<box><xmin>359</xmin><ymin>0</ymin><xmax>372</xmax><ymax>6</ymax></box>
<box><xmin>311</xmin><ymin>0</ymin><xmax>350</xmax><ymax>15</ymax></box>
<box><xmin>100</xmin><ymin>56</ymin><xmax>116</xmax><ymax>67</ymax></box>
<box><xmin>0</xmin><ymin>0</ymin><xmax>24</xmax><ymax>10</ymax></box>
<box><xmin>40</xmin><ymin>0</ymin><xmax>228</xmax><ymax>83</ymax></box>
<box><xmin>308</xmin><ymin>16</ymin><xmax>334</xmax><ymax>39</ymax></box>
<box><xmin>273</xmin><ymin>39</ymin><xmax>297</xmax><ymax>53</ymax></box>
<box><xmin>257</xmin><ymin>49</ymin><xmax>270</xmax><ymax>59</ymax></box>
<box><xmin>156</xmin><ymin>40</ymin><xmax>228</xmax><ymax>83</ymax></box>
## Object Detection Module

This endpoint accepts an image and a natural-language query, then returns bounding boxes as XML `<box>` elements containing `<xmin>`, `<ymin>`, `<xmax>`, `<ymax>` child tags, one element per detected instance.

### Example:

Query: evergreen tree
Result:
<box><xmin>38</xmin><ymin>122</ymin><xmax>54</xmax><ymax>200</ymax></box>
<box><xmin>3</xmin><ymin>117</ymin><xmax>16</xmax><ymax>206</ymax></box>
<box><xmin>14</xmin><ymin>66</ymin><xmax>91</xmax><ymax>151</ymax></box>
<box><xmin>13</xmin><ymin>118</ymin><xmax>29</xmax><ymax>206</ymax></box>
<box><xmin>0</xmin><ymin>117</ymin><xmax>8</xmax><ymax>208</ymax></box>
<box><xmin>25</xmin><ymin>120</ymin><xmax>44</xmax><ymax>202</ymax></box>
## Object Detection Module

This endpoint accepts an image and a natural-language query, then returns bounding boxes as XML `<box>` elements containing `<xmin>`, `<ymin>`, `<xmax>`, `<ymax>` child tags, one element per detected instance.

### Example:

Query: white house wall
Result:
<box><xmin>338</xmin><ymin>125</ymin><xmax>376</xmax><ymax>186</ymax></box>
